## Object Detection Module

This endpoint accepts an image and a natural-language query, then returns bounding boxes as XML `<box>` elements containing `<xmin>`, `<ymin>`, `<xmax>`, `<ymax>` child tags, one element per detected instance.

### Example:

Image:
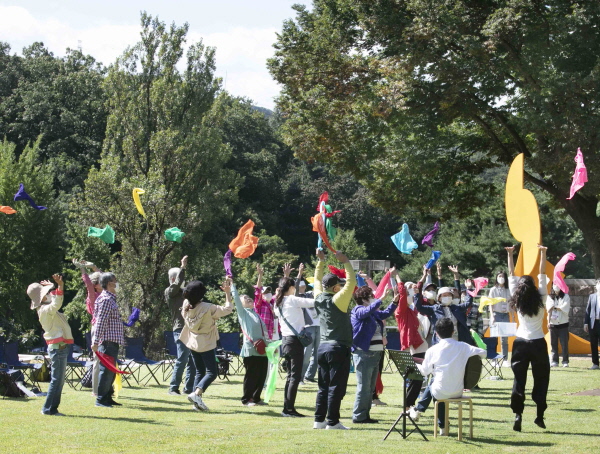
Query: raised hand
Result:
<box><xmin>40</xmin><ymin>280</ymin><xmax>53</xmax><ymax>286</ymax></box>
<box><xmin>297</xmin><ymin>263</ymin><xmax>305</xmax><ymax>278</ymax></box>
<box><xmin>448</xmin><ymin>265</ymin><xmax>458</xmax><ymax>274</ymax></box>
<box><xmin>505</xmin><ymin>245</ymin><xmax>515</xmax><ymax>254</ymax></box>
<box><xmin>221</xmin><ymin>277</ymin><xmax>232</xmax><ymax>293</ymax></box>
<box><xmin>181</xmin><ymin>255</ymin><xmax>188</xmax><ymax>268</ymax></box>
<box><xmin>283</xmin><ymin>263</ymin><xmax>295</xmax><ymax>277</ymax></box>
<box><xmin>335</xmin><ymin>251</ymin><xmax>349</xmax><ymax>263</ymax></box>
<box><xmin>256</xmin><ymin>263</ymin><xmax>264</xmax><ymax>276</ymax></box>
<box><xmin>316</xmin><ymin>248</ymin><xmax>326</xmax><ymax>261</ymax></box>
<box><xmin>52</xmin><ymin>274</ymin><xmax>63</xmax><ymax>285</ymax></box>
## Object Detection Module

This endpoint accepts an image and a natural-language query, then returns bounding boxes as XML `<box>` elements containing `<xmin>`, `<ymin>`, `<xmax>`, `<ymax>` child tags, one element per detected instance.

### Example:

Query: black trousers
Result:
<box><xmin>549</xmin><ymin>323</ymin><xmax>569</xmax><ymax>364</ymax></box>
<box><xmin>315</xmin><ymin>343</ymin><xmax>351</xmax><ymax>426</ymax></box>
<box><xmin>281</xmin><ymin>336</ymin><xmax>305</xmax><ymax>412</ymax></box>
<box><xmin>510</xmin><ymin>337</ymin><xmax>550</xmax><ymax>417</ymax></box>
<box><xmin>589</xmin><ymin>322</ymin><xmax>600</xmax><ymax>366</ymax></box>
<box><xmin>406</xmin><ymin>352</ymin><xmax>426</xmax><ymax>407</ymax></box>
<box><xmin>242</xmin><ymin>356</ymin><xmax>268</xmax><ymax>404</ymax></box>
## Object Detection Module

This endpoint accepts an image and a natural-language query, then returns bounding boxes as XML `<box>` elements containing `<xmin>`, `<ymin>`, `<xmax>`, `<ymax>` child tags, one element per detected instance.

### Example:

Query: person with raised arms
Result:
<box><xmin>312</xmin><ymin>248</ymin><xmax>357</xmax><ymax>430</ymax></box>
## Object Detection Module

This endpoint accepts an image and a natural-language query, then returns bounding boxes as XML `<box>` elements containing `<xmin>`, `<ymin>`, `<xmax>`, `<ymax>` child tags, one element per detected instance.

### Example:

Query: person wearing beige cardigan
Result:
<box><xmin>180</xmin><ymin>280</ymin><xmax>233</xmax><ymax>412</ymax></box>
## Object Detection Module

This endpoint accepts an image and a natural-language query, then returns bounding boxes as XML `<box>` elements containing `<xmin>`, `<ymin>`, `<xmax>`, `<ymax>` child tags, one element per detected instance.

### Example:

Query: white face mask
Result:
<box><xmin>114</xmin><ymin>282</ymin><xmax>120</xmax><ymax>292</ymax></box>
<box><xmin>423</xmin><ymin>290</ymin><xmax>436</xmax><ymax>301</ymax></box>
<box><xmin>264</xmin><ymin>293</ymin><xmax>273</xmax><ymax>301</ymax></box>
<box><xmin>596</xmin><ymin>284</ymin><xmax>600</xmax><ymax>294</ymax></box>
<box><xmin>452</xmin><ymin>298</ymin><xmax>460</xmax><ymax>305</ymax></box>
<box><xmin>369</xmin><ymin>297</ymin><xmax>377</xmax><ymax>304</ymax></box>
<box><xmin>552</xmin><ymin>284</ymin><xmax>560</xmax><ymax>293</ymax></box>
<box><xmin>461</xmin><ymin>295</ymin><xmax>467</xmax><ymax>303</ymax></box>
<box><xmin>440</xmin><ymin>296</ymin><xmax>453</xmax><ymax>306</ymax></box>
<box><xmin>497</xmin><ymin>277</ymin><xmax>505</xmax><ymax>285</ymax></box>
<box><xmin>407</xmin><ymin>288</ymin><xmax>415</xmax><ymax>297</ymax></box>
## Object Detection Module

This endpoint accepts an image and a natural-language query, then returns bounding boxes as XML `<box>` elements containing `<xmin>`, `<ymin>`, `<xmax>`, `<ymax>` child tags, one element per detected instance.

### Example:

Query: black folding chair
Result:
<box><xmin>480</xmin><ymin>337</ymin><xmax>505</xmax><ymax>381</ymax></box>
<box><xmin>66</xmin><ymin>345</ymin><xmax>89</xmax><ymax>390</ymax></box>
<box><xmin>2</xmin><ymin>341</ymin><xmax>42</xmax><ymax>390</ymax></box>
<box><xmin>384</xmin><ymin>331</ymin><xmax>402</xmax><ymax>372</ymax></box>
<box><xmin>162</xmin><ymin>331</ymin><xmax>177</xmax><ymax>381</ymax></box>
<box><xmin>122</xmin><ymin>337</ymin><xmax>164</xmax><ymax>386</ymax></box>
<box><xmin>218</xmin><ymin>332</ymin><xmax>243</xmax><ymax>374</ymax></box>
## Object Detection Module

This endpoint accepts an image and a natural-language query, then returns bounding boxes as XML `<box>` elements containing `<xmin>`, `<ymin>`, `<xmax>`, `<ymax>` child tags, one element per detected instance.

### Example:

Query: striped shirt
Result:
<box><xmin>93</xmin><ymin>290</ymin><xmax>125</xmax><ymax>346</ymax></box>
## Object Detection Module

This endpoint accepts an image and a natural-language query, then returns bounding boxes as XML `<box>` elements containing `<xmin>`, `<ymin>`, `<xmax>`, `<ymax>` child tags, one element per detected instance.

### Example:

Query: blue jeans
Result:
<box><xmin>493</xmin><ymin>312</ymin><xmax>510</xmax><ymax>358</ymax></box>
<box><xmin>301</xmin><ymin>326</ymin><xmax>321</xmax><ymax>381</ymax></box>
<box><xmin>415</xmin><ymin>383</ymin><xmax>446</xmax><ymax>428</ymax></box>
<box><xmin>42</xmin><ymin>347</ymin><xmax>68</xmax><ymax>414</ymax></box>
<box><xmin>169</xmin><ymin>330</ymin><xmax>196</xmax><ymax>393</ymax></box>
<box><xmin>352</xmin><ymin>349</ymin><xmax>382</xmax><ymax>421</ymax></box>
<box><xmin>190</xmin><ymin>349</ymin><xmax>218</xmax><ymax>393</ymax></box>
<box><xmin>97</xmin><ymin>341</ymin><xmax>119</xmax><ymax>405</ymax></box>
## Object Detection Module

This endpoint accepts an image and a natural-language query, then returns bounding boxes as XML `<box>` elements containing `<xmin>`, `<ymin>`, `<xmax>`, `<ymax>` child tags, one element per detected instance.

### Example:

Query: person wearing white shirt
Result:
<box><xmin>546</xmin><ymin>285</ymin><xmax>571</xmax><ymax>367</ymax></box>
<box><xmin>409</xmin><ymin>317</ymin><xmax>485</xmax><ymax>432</ymax></box>
<box><xmin>506</xmin><ymin>245</ymin><xmax>551</xmax><ymax>432</ymax></box>
<box><xmin>488</xmin><ymin>270</ymin><xmax>513</xmax><ymax>366</ymax></box>
<box><xmin>275</xmin><ymin>276</ymin><xmax>315</xmax><ymax>417</ymax></box>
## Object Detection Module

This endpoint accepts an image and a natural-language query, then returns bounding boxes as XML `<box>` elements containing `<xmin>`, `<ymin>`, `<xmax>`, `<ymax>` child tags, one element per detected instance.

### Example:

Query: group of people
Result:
<box><xmin>25</xmin><ymin>243</ymin><xmax>600</xmax><ymax>434</ymax></box>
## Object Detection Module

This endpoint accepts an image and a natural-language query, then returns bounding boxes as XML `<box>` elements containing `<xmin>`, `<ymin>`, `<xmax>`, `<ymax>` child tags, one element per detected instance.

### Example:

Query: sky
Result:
<box><xmin>0</xmin><ymin>0</ymin><xmax>303</xmax><ymax>109</ymax></box>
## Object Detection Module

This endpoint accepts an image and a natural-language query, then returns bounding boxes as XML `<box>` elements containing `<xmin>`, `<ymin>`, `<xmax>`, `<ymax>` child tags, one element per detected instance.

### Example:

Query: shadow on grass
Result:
<box><xmin>546</xmin><ymin>431</ymin><xmax>600</xmax><ymax>437</ymax></box>
<box><xmin>461</xmin><ymin>438</ymin><xmax>555</xmax><ymax>447</ymax></box>
<box><xmin>69</xmin><ymin>414</ymin><xmax>167</xmax><ymax>425</ymax></box>
<box><xmin>562</xmin><ymin>408</ymin><xmax>596</xmax><ymax>413</ymax></box>
<box><xmin>123</xmin><ymin>396</ymin><xmax>190</xmax><ymax>406</ymax></box>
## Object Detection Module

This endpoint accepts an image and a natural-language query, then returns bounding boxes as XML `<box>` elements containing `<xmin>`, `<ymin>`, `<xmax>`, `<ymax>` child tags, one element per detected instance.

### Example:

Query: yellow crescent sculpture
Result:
<box><xmin>504</xmin><ymin>154</ymin><xmax>593</xmax><ymax>354</ymax></box>
<box><xmin>132</xmin><ymin>188</ymin><xmax>146</xmax><ymax>218</ymax></box>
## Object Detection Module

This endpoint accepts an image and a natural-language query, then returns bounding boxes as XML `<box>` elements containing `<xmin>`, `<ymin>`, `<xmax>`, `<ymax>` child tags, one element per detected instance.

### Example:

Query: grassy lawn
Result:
<box><xmin>1</xmin><ymin>357</ymin><xmax>599</xmax><ymax>454</ymax></box>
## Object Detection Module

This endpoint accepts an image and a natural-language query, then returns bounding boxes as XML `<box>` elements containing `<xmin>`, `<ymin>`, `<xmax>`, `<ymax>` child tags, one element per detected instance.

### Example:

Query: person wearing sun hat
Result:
<box><xmin>28</xmin><ymin>273</ymin><xmax>73</xmax><ymax>416</ymax></box>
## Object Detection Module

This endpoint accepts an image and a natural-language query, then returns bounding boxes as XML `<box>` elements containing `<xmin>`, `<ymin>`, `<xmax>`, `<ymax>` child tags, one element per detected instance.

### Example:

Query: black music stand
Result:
<box><xmin>383</xmin><ymin>350</ymin><xmax>428</xmax><ymax>441</ymax></box>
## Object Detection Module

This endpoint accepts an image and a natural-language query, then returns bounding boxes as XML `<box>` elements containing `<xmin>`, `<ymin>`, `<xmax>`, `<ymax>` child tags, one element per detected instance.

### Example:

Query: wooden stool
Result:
<box><xmin>434</xmin><ymin>397</ymin><xmax>473</xmax><ymax>441</ymax></box>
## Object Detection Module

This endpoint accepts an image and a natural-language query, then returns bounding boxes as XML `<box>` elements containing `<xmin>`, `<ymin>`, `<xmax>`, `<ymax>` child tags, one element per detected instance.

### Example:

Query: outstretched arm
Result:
<box><xmin>538</xmin><ymin>245</ymin><xmax>547</xmax><ymax>275</ymax></box>
<box><xmin>506</xmin><ymin>246</ymin><xmax>516</xmax><ymax>277</ymax></box>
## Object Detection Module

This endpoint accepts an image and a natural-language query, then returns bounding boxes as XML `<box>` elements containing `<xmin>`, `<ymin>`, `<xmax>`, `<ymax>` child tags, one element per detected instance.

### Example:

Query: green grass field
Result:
<box><xmin>1</xmin><ymin>357</ymin><xmax>599</xmax><ymax>454</ymax></box>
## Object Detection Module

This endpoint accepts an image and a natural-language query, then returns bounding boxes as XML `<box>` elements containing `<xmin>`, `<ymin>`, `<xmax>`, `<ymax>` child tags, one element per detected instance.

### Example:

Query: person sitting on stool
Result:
<box><xmin>409</xmin><ymin>317</ymin><xmax>486</xmax><ymax>435</ymax></box>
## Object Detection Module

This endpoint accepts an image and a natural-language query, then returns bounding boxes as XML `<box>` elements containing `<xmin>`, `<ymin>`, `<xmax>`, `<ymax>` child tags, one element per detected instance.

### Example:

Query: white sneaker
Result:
<box><xmin>590</xmin><ymin>364</ymin><xmax>599</xmax><ymax>370</ymax></box>
<box><xmin>372</xmin><ymin>398</ymin><xmax>387</xmax><ymax>406</ymax></box>
<box><xmin>438</xmin><ymin>428</ymin><xmax>446</xmax><ymax>436</ymax></box>
<box><xmin>409</xmin><ymin>407</ymin><xmax>421</xmax><ymax>421</ymax></box>
<box><xmin>550</xmin><ymin>362</ymin><xmax>559</xmax><ymax>367</ymax></box>
<box><xmin>188</xmin><ymin>392</ymin><xmax>209</xmax><ymax>411</ymax></box>
<box><xmin>313</xmin><ymin>421</ymin><xmax>327</xmax><ymax>429</ymax></box>
<box><xmin>562</xmin><ymin>363</ymin><xmax>569</xmax><ymax>368</ymax></box>
<box><xmin>502</xmin><ymin>360</ymin><xmax>511</xmax><ymax>368</ymax></box>
<box><xmin>326</xmin><ymin>422</ymin><xmax>350</xmax><ymax>430</ymax></box>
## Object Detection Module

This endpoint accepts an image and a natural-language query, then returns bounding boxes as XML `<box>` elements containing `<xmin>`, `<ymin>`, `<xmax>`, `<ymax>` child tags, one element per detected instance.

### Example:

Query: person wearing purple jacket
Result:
<box><xmin>350</xmin><ymin>283</ymin><xmax>399</xmax><ymax>424</ymax></box>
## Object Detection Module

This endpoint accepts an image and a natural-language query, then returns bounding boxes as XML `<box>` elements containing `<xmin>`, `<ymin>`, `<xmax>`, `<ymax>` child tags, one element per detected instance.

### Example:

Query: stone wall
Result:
<box><xmin>564</xmin><ymin>279</ymin><xmax>596</xmax><ymax>337</ymax></box>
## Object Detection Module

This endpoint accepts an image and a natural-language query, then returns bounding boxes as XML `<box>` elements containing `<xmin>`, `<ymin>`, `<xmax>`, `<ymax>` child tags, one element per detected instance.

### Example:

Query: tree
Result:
<box><xmin>0</xmin><ymin>42</ymin><xmax>107</xmax><ymax>191</ymax></box>
<box><xmin>269</xmin><ymin>0</ymin><xmax>600</xmax><ymax>276</ymax></box>
<box><xmin>0</xmin><ymin>139</ymin><xmax>64</xmax><ymax>335</ymax></box>
<box><xmin>69</xmin><ymin>13</ymin><xmax>239</xmax><ymax>348</ymax></box>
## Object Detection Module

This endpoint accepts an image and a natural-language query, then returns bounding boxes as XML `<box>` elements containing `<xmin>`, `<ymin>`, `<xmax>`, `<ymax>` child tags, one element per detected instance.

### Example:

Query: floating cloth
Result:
<box><xmin>328</xmin><ymin>265</ymin><xmax>346</xmax><ymax>279</ymax></box>
<box><xmin>554</xmin><ymin>252</ymin><xmax>576</xmax><ymax>294</ymax></box>
<box><xmin>374</xmin><ymin>271</ymin><xmax>393</xmax><ymax>299</ymax></box>
<box><xmin>229</xmin><ymin>220</ymin><xmax>259</xmax><ymax>259</ymax></box>
<box><xmin>0</xmin><ymin>206</ymin><xmax>16</xmax><ymax>214</ymax></box>
<box><xmin>13</xmin><ymin>183</ymin><xmax>47</xmax><ymax>210</ymax></box>
<box><xmin>264</xmin><ymin>340</ymin><xmax>283</xmax><ymax>403</ymax></box>
<box><xmin>164</xmin><ymin>227</ymin><xmax>185</xmax><ymax>242</ymax></box>
<box><xmin>95</xmin><ymin>351</ymin><xmax>130</xmax><ymax>375</ymax></box>
<box><xmin>567</xmin><ymin>148</ymin><xmax>587</xmax><ymax>200</ymax></box>
<box><xmin>467</xmin><ymin>277</ymin><xmax>489</xmax><ymax>297</ymax></box>
<box><xmin>356</xmin><ymin>274</ymin><xmax>366</xmax><ymax>288</ymax></box>
<box><xmin>425</xmin><ymin>251</ymin><xmax>442</xmax><ymax>270</ymax></box>
<box><xmin>479</xmin><ymin>297</ymin><xmax>506</xmax><ymax>313</ymax></box>
<box><xmin>123</xmin><ymin>307</ymin><xmax>140</xmax><ymax>327</ymax></box>
<box><xmin>223</xmin><ymin>249</ymin><xmax>233</xmax><ymax>277</ymax></box>
<box><xmin>87</xmin><ymin>225</ymin><xmax>115</xmax><ymax>244</ymax></box>
<box><xmin>132</xmin><ymin>188</ymin><xmax>146</xmax><ymax>218</ymax></box>
<box><xmin>391</xmin><ymin>223</ymin><xmax>418</xmax><ymax>254</ymax></box>
<box><xmin>421</xmin><ymin>221</ymin><xmax>440</xmax><ymax>247</ymax></box>
<box><xmin>311</xmin><ymin>211</ymin><xmax>335</xmax><ymax>253</ymax></box>
<box><xmin>470</xmin><ymin>330</ymin><xmax>487</xmax><ymax>350</ymax></box>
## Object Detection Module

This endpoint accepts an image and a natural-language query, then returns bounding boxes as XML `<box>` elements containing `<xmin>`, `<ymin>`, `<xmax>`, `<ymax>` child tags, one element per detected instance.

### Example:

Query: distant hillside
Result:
<box><xmin>251</xmin><ymin>106</ymin><xmax>274</xmax><ymax>118</ymax></box>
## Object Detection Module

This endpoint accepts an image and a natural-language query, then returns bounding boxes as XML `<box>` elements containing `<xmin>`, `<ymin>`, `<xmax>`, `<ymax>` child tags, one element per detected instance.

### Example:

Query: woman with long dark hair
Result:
<box><xmin>507</xmin><ymin>245</ymin><xmax>550</xmax><ymax>432</ymax></box>
<box><xmin>275</xmin><ymin>276</ymin><xmax>315</xmax><ymax>417</ymax></box>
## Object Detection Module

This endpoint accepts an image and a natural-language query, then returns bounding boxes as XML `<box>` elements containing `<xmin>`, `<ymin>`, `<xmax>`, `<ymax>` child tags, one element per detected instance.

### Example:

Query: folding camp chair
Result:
<box><xmin>480</xmin><ymin>337</ymin><xmax>504</xmax><ymax>381</ymax></box>
<box><xmin>122</xmin><ymin>337</ymin><xmax>164</xmax><ymax>386</ymax></box>
<box><xmin>65</xmin><ymin>344</ymin><xmax>89</xmax><ymax>390</ymax></box>
<box><xmin>218</xmin><ymin>332</ymin><xmax>243</xmax><ymax>374</ymax></box>
<box><xmin>2</xmin><ymin>341</ymin><xmax>42</xmax><ymax>390</ymax></box>
<box><xmin>384</xmin><ymin>331</ymin><xmax>402</xmax><ymax>372</ymax></box>
<box><xmin>162</xmin><ymin>331</ymin><xmax>177</xmax><ymax>381</ymax></box>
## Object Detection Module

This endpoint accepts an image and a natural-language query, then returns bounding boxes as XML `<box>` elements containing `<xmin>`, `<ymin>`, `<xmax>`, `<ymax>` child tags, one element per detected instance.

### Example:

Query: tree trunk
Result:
<box><xmin>561</xmin><ymin>196</ymin><xmax>600</xmax><ymax>279</ymax></box>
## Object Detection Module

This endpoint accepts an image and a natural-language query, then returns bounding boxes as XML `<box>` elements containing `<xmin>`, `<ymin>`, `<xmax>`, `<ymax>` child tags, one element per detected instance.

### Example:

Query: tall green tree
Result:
<box><xmin>0</xmin><ymin>139</ymin><xmax>64</xmax><ymax>333</ymax></box>
<box><xmin>269</xmin><ymin>0</ymin><xmax>600</xmax><ymax>276</ymax></box>
<box><xmin>0</xmin><ymin>42</ymin><xmax>107</xmax><ymax>191</ymax></box>
<box><xmin>70</xmin><ymin>13</ymin><xmax>239</xmax><ymax>347</ymax></box>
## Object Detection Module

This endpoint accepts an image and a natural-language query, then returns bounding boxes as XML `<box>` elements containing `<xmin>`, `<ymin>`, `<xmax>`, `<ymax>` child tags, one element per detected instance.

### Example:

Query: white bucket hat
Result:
<box><xmin>436</xmin><ymin>286</ymin><xmax>452</xmax><ymax>299</ymax></box>
<box><xmin>27</xmin><ymin>282</ymin><xmax>54</xmax><ymax>309</ymax></box>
